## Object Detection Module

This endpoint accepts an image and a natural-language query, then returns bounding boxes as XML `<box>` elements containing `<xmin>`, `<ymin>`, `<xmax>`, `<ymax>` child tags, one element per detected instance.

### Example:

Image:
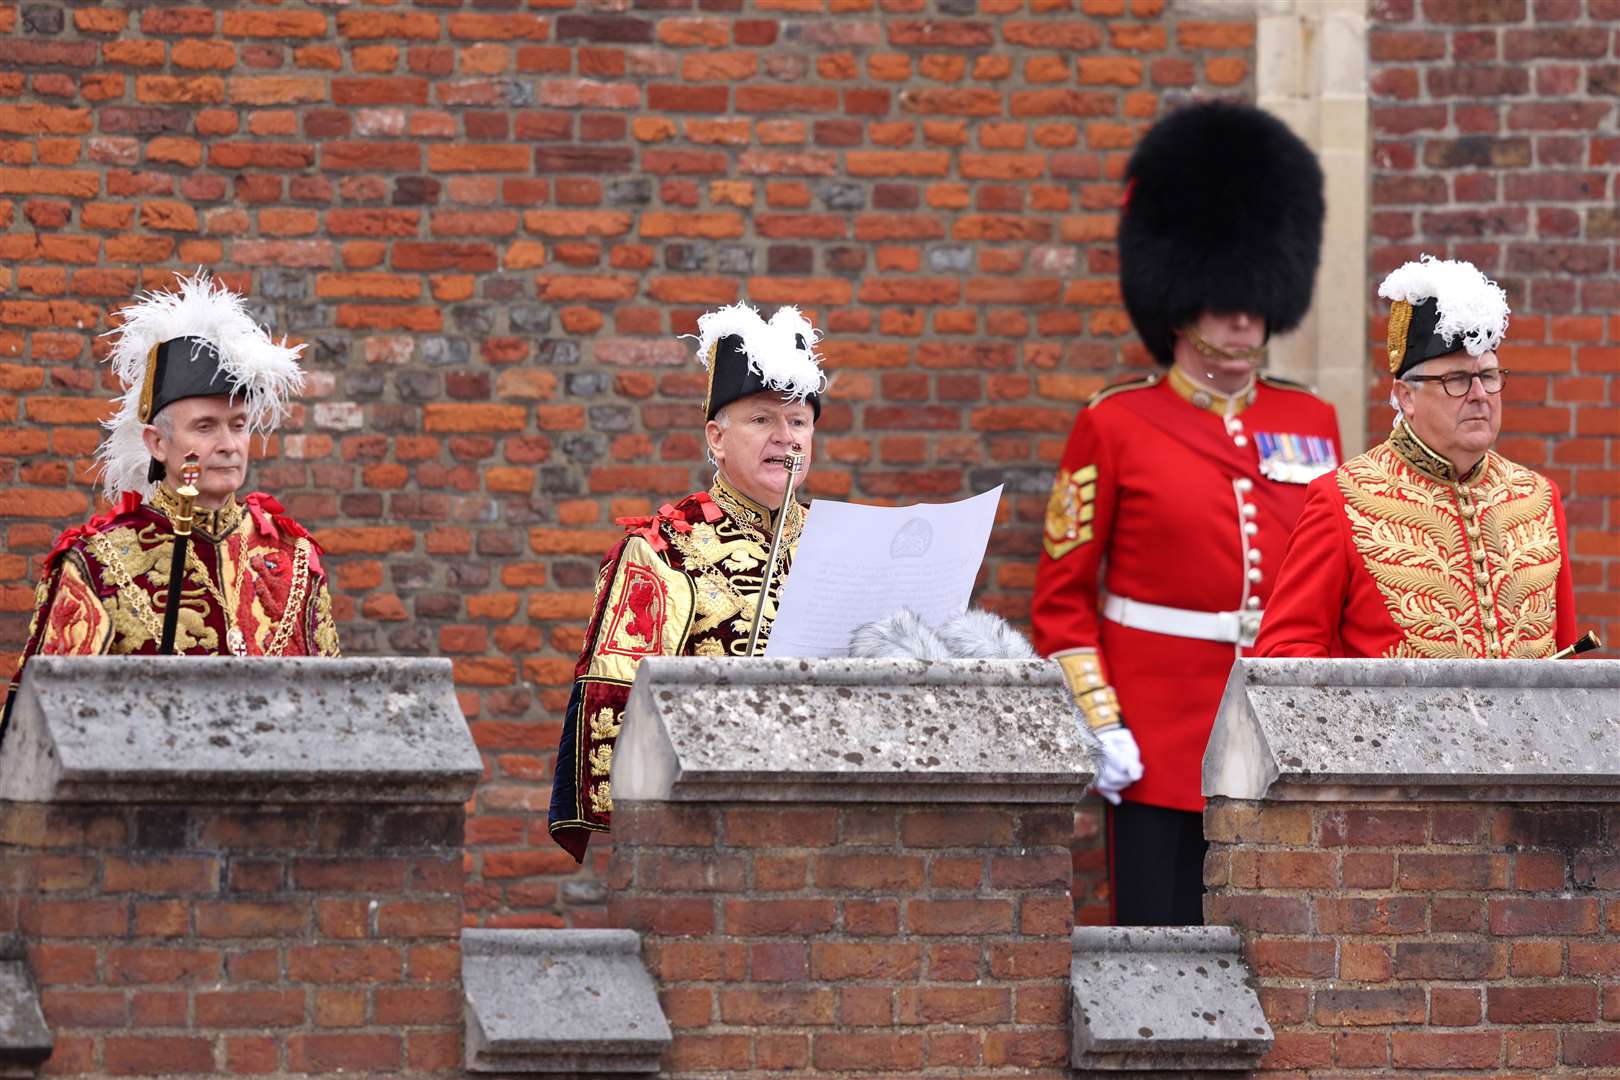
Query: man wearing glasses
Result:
<box><xmin>1257</xmin><ymin>256</ymin><xmax>1577</xmax><ymax>659</ymax></box>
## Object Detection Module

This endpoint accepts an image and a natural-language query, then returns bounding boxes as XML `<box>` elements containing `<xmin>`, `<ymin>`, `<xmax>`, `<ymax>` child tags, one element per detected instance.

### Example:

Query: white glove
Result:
<box><xmin>1092</xmin><ymin>727</ymin><xmax>1144</xmax><ymax>806</ymax></box>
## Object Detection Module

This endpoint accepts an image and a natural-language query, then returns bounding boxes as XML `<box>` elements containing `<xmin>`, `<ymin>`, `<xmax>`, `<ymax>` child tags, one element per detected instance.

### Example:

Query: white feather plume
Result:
<box><xmin>96</xmin><ymin>270</ymin><xmax>305</xmax><ymax>500</ymax></box>
<box><xmin>1378</xmin><ymin>254</ymin><xmax>1510</xmax><ymax>358</ymax></box>
<box><xmin>693</xmin><ymin>301</ymin><xmax>827</xmax><ymax>403</ymax></box>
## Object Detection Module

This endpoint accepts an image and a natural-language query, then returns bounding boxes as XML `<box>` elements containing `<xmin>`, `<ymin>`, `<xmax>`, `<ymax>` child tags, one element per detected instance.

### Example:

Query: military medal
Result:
<box><xmin>1255</xmin><ymin>431</ymin><xmax>1337</xmax><ymax>484</ymax></box>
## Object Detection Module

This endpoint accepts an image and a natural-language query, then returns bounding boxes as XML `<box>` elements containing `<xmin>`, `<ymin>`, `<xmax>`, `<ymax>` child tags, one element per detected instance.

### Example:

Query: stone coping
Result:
<box><xmin>462</xmin><ymin>929</ymin><xmax>669</xmax><ymax>1073</ymax></box>
<box><xmin>613</xmin><ymin>657</ymin><xmax>1095</xmax><ymax>804</ymax></box>
<box><xmin>1205</xmin><ymin>658</ymin><xmax>1620</xmax><ymax>802</ymax></box>
<box><xmin>1071</xmin><ymin>926</ymin><xmax>1271</xmax><ymax>1071</ymax></box>
<box><xmin>0</xmin><ymin>657</ymin><xmax>481</xmax><ymax>805</ymax></box>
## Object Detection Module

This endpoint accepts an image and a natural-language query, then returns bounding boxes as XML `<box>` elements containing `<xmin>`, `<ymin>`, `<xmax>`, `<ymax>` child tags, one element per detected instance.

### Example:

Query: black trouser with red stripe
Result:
<box><xmin>1108</xmin><ymin>800</ymin><xmax>1207</xmax><ymax>926</ymax></box>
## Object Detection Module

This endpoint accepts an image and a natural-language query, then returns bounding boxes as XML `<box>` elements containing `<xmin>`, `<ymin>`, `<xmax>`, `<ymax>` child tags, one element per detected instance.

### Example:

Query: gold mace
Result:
<box><xmin>745</xmin><ymin>449</ymin><xmax>805</xmax><ymax>657</ymax></box>
<box><xmin>157</xmin><ymin>454</ymin><xmax>202</xmax><ymax>656</ymax></box>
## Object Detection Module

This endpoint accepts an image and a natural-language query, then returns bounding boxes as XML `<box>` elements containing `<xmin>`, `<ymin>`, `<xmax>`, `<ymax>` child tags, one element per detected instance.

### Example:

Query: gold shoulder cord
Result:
<box><xmin>264</xmin><ymin>539</ymin><xmax>312</xmax><ymax>657</ymax></box>
<box><xmin>86</xmin><ymin>533</ymin><xmax>165</xmax><ymax>641</ymax></box>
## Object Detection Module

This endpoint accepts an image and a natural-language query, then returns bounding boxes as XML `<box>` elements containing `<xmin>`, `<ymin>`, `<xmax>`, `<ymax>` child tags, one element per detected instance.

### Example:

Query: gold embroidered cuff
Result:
<box><xmin>1055</xmin><ymin>650</ymin><xmax>1123</xmax><ymax>732</ymax></box>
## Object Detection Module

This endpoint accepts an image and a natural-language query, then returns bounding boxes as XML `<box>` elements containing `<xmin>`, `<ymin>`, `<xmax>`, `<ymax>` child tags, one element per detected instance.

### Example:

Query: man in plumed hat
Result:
<box><xmin>1032</xmin><ymin>102</ymin><xmax>1343</xmax><ymax>926</ymax></box>
<box><xmin>1258</xmin><ymin>256</ymin><xmax>1576</xmax><ymax>659</ymax></box>
<box><xmin>3</xmin><ymin>272</ymin><xmax>341</xmax><ymax>738</ymax></box>
<box><xmin>548</xmin><ymin>303</ymin><xmax>827</xmax><ymax>861</ymax></box>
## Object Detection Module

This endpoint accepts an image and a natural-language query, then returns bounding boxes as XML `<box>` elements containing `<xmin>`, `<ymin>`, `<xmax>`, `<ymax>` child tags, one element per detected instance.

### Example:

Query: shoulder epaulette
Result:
<box><xmin>1258</xmin><ymin>372</ymin><xmax>1320</xmax><ymax>395</ymax></box>
<box><xmin>1086</xmin><ymin>374</ymin><xmax>1160</xmax><ymax>410</ymax></box>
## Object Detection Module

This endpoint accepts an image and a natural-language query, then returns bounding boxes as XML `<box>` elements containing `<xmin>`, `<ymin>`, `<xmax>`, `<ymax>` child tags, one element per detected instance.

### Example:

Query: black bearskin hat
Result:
<box><xmin>1118</xmin><ymin>101</ymin><xmax>1325</xmax><ymax>367</ymax></box>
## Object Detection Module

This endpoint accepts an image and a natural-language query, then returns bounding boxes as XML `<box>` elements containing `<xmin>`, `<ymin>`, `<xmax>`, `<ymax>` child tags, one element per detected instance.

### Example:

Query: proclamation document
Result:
<box><xmin>766</xmin><ymin>486</ymin><xmax>1003</xmax><ymax>658</ymax></box>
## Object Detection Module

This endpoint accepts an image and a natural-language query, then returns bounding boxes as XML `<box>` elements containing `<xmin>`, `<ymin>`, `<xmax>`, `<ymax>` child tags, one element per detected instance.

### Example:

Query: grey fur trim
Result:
<box><xmin>935</xmin><ymin>609</ymin><xmax>1039</xmax><ymax>660</ymax></box>
<box><xmin>848</xmin><ymin>608</ymin><xmax>951</xmax><ymax>661</ymax></box>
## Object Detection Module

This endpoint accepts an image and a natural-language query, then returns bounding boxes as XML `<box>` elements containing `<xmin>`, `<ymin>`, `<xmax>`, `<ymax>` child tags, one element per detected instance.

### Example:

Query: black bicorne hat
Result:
<box><xmin>695</xmin><ymin>304</ymin><xmax>826</xmax><ymax>421</ymax></box>
<box><xmin>1378</xmin><ymin>256</ymin><xmax>1510</xmax><ymax>377</ymax></box>
<box><xmin>1118</xmin><ymin>101</ymin><xmax>1325</xmax><ymax>367</ymax></box>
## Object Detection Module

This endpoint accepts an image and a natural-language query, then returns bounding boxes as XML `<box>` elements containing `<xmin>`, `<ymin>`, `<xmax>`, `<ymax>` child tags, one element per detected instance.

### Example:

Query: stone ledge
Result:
<box><xmin>0</xmin><ymin>937</ymin><xmax>50</xmax><ymax>1077</ymax></box>
<box><xmin>462</xmin><ymin>929</ymin><xmax>670</xmax><ymax>1074</ymax></box>
<box><xmin>0</xmin><ymin>657</ymin><xmax>481</xmax><ymax>805</ymax></box>
<box><xmin>1205</xmin><ymin>658</ymin><xmax>1620</xmax><ymax>802</ymax></box>
<box><xmin>613</xmin><ymin>657</ymin><xmax>1095</xmax><ymax>804</ymax></box>
<box><xmin>1071</xmin><ymin>926</ymin><xmax>1271</xmax><ymax>1072</ymax></box>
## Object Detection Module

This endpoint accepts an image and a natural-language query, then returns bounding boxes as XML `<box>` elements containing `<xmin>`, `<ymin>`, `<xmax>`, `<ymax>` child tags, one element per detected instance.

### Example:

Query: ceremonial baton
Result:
<box><xmin>1549</xmin><ymin>630</ymin><xmax>1602</xmax><ymax>660</ymax></box>
<box><xmin>158</xmin><ymin>454</ymin><xmax>201</xmax><ymax>656</ymax></box>
<box><xmin>745</xmin><ymin>449</ymin><xmax>805</xmax><ymax>658</ymax></box>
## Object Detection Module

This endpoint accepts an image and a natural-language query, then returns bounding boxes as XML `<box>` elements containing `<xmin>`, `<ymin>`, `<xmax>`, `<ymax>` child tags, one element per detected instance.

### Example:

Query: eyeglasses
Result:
<box><xmin>1403</xmin><ymin>369</ymin><xmax>1508</xmax><ymax>397</ymax></box>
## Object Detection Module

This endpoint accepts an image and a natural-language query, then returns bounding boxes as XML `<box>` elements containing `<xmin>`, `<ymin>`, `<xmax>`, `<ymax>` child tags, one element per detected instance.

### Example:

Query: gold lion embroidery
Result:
<box><xmin>1339</xmin><ymin>444</ymin><xmax>1561</xmax><ymax>659</ymax></box>
<box><xmin>586</xmin><ymin>705</ymin><xmax>621</xmax><ymax>814</ymax></box>
<box><xmin>1043</xmin><ymin>464</ymin><xmax>1097</xmax><ymax>560</ymax></box>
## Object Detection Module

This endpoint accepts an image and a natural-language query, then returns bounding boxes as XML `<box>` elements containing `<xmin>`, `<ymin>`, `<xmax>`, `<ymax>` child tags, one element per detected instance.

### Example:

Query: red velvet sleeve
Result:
<box><xmin>1255</xmin><ymin>473</ymin><xmax>1350</xmax><ymax>658</ymax></box>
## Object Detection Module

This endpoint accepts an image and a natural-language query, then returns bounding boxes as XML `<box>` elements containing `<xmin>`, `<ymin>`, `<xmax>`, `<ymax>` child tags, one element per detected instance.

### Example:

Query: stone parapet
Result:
<box><xmin>614</xmin><ymin>656</ymin><xmax>1094</xmax><ymax>804</ymax></box>
<box><xmin>1206</xmin><ymin>658</ymin><xmax>1620</xmax><ymax>802</ymax></box>
<box><xmin>1204</xmin><ymin>658</ymin><xmax>1620</xmax><ymax>1077</ymax></box>
<box><xmin>0</xmin><ymin>657</ymin><xmax>478</xmax><ymax>1077</ymax></box>
<box><xmin>1</xmin><ymin>657</ymin><xmax>482</xmax><ymax>805</ymax></box>
<box><xmin>608</xmin><ymin>657</ymin><xmax>1088</xmax><ymax>1078</ymax></box>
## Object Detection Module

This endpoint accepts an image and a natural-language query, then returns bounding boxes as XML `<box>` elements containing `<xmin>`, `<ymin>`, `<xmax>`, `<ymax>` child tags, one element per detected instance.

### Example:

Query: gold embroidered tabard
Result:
<box><xmin>1337</xmin><ymin>426</ymin><xmax>1562</xmax><ymax>659</ymax></box>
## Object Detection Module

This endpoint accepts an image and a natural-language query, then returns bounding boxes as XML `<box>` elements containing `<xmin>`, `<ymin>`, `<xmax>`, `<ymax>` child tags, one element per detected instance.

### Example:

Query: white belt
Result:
<box><xmin>1102</xmin><ymin>593</ymin><xmax>1261</xmax><ymax>647</ymax></box>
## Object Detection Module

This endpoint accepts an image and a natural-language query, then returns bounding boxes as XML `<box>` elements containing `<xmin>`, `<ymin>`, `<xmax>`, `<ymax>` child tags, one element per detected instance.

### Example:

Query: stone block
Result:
<box><xmin>613</xmin><ymin>657</ymin><xmax>1094</xmax><ymax>804</ymax></box>
<box><xmin>462</xmin><ymin>929</ymin><xmax>671</xmax><ymax>1073</ymax></box>
<box><xmin>1071</xmin><ymin>926</ymin><xmax>1271</xmax><ymax>1071</ymax></box>
<box><xmin>0</xmin><ymin>657</ymin><xmax>481</xmax><ymax>805</ymax></box>
<box><xmin>1205</xmin><ymin>658</ymin><xmax>1620</xmax><ymax>802</ymax></box>
<box><xmin>0</xmin><ymin>937</ymin><xmax>50</xmax><ymax>1075</ymax></box>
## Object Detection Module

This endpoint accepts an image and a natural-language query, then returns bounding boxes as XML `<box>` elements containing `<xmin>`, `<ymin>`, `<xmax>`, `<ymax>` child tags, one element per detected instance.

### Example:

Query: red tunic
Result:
<box><xmin>3</xmin><ymin>487</ymin><xmax>341</xmax><ymax>737</ymax></box>
<box><xmin>1033</xmin><ymin>370</ymin><xmax>1341</xmax><ymax>813</ymax></box>
<box><xmin>1257</xmin><ymin>424</ymin><xmax>1576</xmax><ymax>659</ymax></box>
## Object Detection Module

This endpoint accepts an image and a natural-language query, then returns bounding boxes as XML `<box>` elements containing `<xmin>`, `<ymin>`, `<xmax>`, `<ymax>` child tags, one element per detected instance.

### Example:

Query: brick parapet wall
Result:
<box><xmin>609</xmin><ymin>799</ymin><xmax>1074</xmax><ymax>1076</ymax></box>
<box><xmin>0</xmin><ymin>0</ymin><xmax>1261</xmax><ymax>929</ymax></box>
<box><xmin>1205</xmin><ymin>798</ymin><xmax>1620</xmax><ymax>1076</ymax></box>
<box><xmin>1368</xmin><ymin>0</ymin><xmax>1619</xmax><ymax>649</ymax></box>
<box><xmin>0</xmin><ymin>800</ymin><xmax>466</xmax><ymax>1076</ymax></box>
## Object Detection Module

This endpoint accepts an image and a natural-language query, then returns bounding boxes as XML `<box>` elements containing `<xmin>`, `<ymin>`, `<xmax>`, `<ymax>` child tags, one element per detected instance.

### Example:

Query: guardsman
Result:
<box><xmin>1258</xmin><ymin>256</ymin><xmax>1576</xmax><ymax>659</ymax></box>
<box><xmin>3</xmin><ymin>272</ymin><xmax>340</xmax><ymax>738</ymax></box>
<box><xmin>1032</xmin><ymin>102</ymin><xmax>1342</xmax><ymax>926</ymax></box>
<box><xmin>548</xmin><ymin>303</ymin><xmax>827</xmax><ymax>862</ymax></box>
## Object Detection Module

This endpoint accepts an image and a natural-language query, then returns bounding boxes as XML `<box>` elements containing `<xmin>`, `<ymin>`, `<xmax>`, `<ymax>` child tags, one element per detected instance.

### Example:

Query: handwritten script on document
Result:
<box><xmin>765</xmin><ymin>486</ymin><xmax>1004</xmax><ymax>657</ymax></box>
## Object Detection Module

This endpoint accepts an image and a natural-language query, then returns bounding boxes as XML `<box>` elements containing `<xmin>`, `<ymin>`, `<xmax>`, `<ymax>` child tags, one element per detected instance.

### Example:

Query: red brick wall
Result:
<box><xmin>0</xmin><ymin>801</ymin><xmax>465</xmax><ymax>1075</ymax></box>
<box><xmin>610</xmin><ymin>799</ymin><xmax>1075</xmax><ymax>1076</ymax></box>
<box><xmin>1206</xmin><ymin>799</ymin><xmax>1620</xmax><ymax>1075</ymax></box>
<box><xmin>1369</xmin><ymin>0</ymin><xmax>1619</xmax><ymax>649</ymax></box>
<box><xmin>0</xmin><ymin>2</ymin><xmax>1256</xmax><ymax>928</ymax></box>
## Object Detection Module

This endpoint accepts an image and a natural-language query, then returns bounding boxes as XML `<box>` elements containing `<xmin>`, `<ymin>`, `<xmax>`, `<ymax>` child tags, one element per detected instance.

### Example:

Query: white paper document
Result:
<box><xmin>766</xmin><ymin>486</ymin><xmax>1004</xmax><ymax>658</ymax></box>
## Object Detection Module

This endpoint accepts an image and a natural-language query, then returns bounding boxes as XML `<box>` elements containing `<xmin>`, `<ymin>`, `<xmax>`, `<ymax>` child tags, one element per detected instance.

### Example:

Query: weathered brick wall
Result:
<box><xmin>0</xmin><ymin>800</ymin><xmax>465</xmax><ymax>1075</ymax></box>
<box><xmin>610</xmin><ymin>799</ymin><xmax>1074</xmax><ymax>1076</ymax></box>
<box><xmin>1369</xmin><ymin>0</ymin><xmax>1619</xmax><ymax>650</ymax></box>
<box><xmin>0</xmin><ymin>1</ymin><xmax>1258</xmax><ymax>928</ymax></box>
<box><xmin>1206</xmin><ymin>799</ymin><xmax>1620</xmax><ymax>1075</ymax></box>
